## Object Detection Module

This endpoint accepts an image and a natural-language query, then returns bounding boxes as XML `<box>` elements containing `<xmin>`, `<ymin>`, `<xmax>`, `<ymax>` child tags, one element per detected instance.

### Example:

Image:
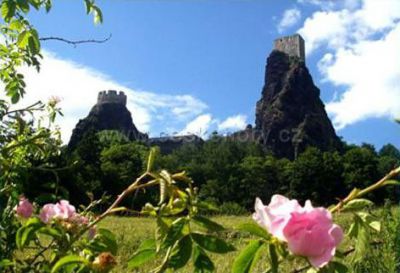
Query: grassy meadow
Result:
<box><xmin>99</xmin><ymin>206</ymin><xmax>400</xmax><ymax>273</ymax></box>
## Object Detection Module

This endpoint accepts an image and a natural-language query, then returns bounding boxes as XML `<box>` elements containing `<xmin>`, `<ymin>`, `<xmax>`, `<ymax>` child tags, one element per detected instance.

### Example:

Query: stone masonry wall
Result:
<box><xmin>97</xmin><ymin>90</ymin><xmax>127</xmax><ymax>105</ymax></box>
<box><xmin>274</xmin><ymin>34</ymin><xmax>305</xmax><ymax>62</ymax></box>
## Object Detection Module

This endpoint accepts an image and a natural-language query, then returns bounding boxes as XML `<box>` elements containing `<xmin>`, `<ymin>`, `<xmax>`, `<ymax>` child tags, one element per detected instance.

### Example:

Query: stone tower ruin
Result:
<box><xmin>97</xmin><ymin>90</ymin><xmax>127</xmax><ymax>105</ymax></box>
<box><xmin>274</xmin><ymin>34</ymin><xmax>305</xmax><ymax>62</ymax></box>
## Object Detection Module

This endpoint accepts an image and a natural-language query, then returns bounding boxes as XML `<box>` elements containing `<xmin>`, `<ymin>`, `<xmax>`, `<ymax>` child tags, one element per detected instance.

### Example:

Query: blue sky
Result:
<box><xmin>22</xmin><ymin>0</ymin><xmax>399</xmax><ymax>149</ymax></box>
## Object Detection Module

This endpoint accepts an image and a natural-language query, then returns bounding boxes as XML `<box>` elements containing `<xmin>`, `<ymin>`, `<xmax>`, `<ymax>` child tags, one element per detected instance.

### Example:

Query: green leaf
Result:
<box><xmin>51</xmin><ymin>255</ymin><xmax>87</xmax><ymax>273</ymax></box>
<box><xmin>137</xmin><ymin>238</ymin><xmax>156</xmax><ymax>251</ymax></box>
<box><xmin>368</xmin><ymin>221</ymin><xmax>381</xmax><ymax>232</ymax></box>
<box><xmin>191</xmin><ymin>233</ymin><xmax>235</xmax><ymax>254</ymax></box>
<box><xmin>17</xmin><ymin>0</ymin><xmax>30</xmax><ymax>13</ymax></box>
<box><xmin>92</xmin><ymin>5</ymin><xmax>103</xmax><ymax>24</ymax></box>
<box><xmin>232</xmin><ymin>240</ymin><xmax>263</xmax><ymax>273</ymax></box>
<box><xmin>16</xmin><ymin>218</ymin><xmax>43</xmax><ymax>249</ymax></box>
<box><xmin>97</xmin><ymin>228</ymin><xmax>118</xmax><ymax>255</ymax></box>
<box><xmin>330</xmin><ymin>261</ymin><xmax>349</xmax><ymax>273</ymax></box>
<box><xmin>162</xmin><ymin>218</ymin><xmax>187</xmax><ymax>248</ymax></box>
<box><xmin>28</xmin><ymin>29</ymin><xmax>41</xmax><ymax>54</ymax></box>
<box><xmin>44</xmin><ymin>0</ymin><xmax>51</xmax><ymax>12</ymax></box>
<box><xmin>83</xmin><ymin>0</ymin><xmax>92</xmax><ymax>14</ymax></box>
<box><xmin>168</xmin><ymin>235</ymin><xmax>192</xmax><ymax>269</ymax></box>
<box><xmin>28</xmin><ymin>0</ymin><xmax>41</xmax><ymax>10</ymax></box>
<box><xmin>342</xmin><ymin>199</ymin><xmax>374</xmax><ymax>212</ymax></box>
<box><xmin>356</xmin><ymin>212</ymin><xmax>381</xmax><ymax>232</ymax></box>
<box><xmin>17</xmin><ymin>30</ymin><xmax>31</xmax><ymax>49</ymax></box>
<box><xmin>352</xmin><ymin>216</ymin><xmax>369</xmax><ymax>263</ymax></box>
<box><xmin>128</xmin><ymin>248</ymin><xmax>157</xmax><ymax>269</ymax></box>
<box><xmin>237</xmin><ymin>222</ymin><xmax>271</xmax><ymax>240</ymax></box>
<box><xmin>193</xmin><ymin>216</ymin><xmax>225</xmax><ymax>232</ymax></box>
<box><xmin>1</xmin><ymin>1</ymin><xmax>16</xmax><ymax>22</ymax></box>
<box><xmin>147</xmin><ymin>147</ymin><xmax>156</xmax><ymax>172</ymax></box>
<box><xmin>0</xmin><ymin>259</ymin><xmax>13</xmax><ymax>269</ymax></box>
<box><xmin>193</xmin><ymin>245</ymin><xmax>214</xmax><ymax>273</ymax></box>
<box><xmin>268</xmin><ymin>244</ymin><xmax>279</xmax><ymax>273</ymax></box>
<box><xmin>38</xmin><ymin>226</ymin><xmax>62</xmax><ymax>239</ymax></box>
<box><xmin>383</xmin><ymin>179</ymin><xmax>400</xmax><ymax>186</ymax></box>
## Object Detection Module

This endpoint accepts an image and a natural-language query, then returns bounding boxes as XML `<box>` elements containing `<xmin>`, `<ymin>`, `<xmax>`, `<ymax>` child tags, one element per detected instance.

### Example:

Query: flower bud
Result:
<box><xmin>92</xmin><ymin>252</ymin><xmax>117</xmax><ymax>272</ymax></box>
<box><xmin>15</xmin><ymin>197</ymin><xmax>33</xmax><ymax>218</ymax></box>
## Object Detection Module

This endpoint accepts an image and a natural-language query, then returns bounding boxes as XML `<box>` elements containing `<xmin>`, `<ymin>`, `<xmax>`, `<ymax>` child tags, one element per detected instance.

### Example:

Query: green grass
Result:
<box><xmin>99</xmin><ymin>206</ymin><xmax>400</xmax><ymax>273</ymax></box>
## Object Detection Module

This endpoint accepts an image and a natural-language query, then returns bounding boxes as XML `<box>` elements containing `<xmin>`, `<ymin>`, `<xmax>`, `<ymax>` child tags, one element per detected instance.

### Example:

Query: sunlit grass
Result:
<box><xmin>99</xmin><ymin>206</ymin><xmax>399</xmax><ymax>273</ymax></box>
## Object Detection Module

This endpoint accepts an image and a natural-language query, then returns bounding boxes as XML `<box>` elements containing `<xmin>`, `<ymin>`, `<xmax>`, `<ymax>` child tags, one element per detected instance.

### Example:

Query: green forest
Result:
<box><xmin>23</xmin><ymin>129</ymin><xmax>400</xmax><ymax>213</ymax></box>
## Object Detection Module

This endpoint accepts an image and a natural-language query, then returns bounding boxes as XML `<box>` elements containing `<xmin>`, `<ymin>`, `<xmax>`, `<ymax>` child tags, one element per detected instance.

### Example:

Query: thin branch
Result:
<box><xmin>39</xmin><ymin>34</ymin><xmax>112</xmax><ymax>47</ymax></box>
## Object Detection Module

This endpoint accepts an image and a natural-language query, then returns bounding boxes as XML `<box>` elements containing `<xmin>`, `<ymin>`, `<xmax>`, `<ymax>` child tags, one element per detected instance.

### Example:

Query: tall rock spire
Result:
<box><xmin>68</xmin><ymin>90</ymin><xmax>147</xmax><ymax>150</ymax></box>
<box><xmin>254</xmin><ymin>35</ymin><xmax>341</xmax><ymax>159</ymax></box>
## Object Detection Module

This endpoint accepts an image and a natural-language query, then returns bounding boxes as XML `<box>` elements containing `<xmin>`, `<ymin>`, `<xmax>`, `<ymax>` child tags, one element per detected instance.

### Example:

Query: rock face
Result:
<box><xmin>253</xmin><ymin>48</ymin><xmax>342</xmax><ymax>159</ymax></box>
<box><xmin>68</xmin><ymin>91</ymin><xmax>147</xmax><ymax>150</ymax></box>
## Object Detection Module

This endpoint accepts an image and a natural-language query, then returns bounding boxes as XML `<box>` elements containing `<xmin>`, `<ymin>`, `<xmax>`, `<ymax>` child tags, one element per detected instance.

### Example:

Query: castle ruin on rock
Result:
<box><xmin>67</xmin><ymin>90</ymin><xmax>147</xmax><ymax>150</ymax></box>
<box><xmin>97</xmin><ymin>90</ymin><xmax>127</xmax><ymax>105</ymax></box>
<box><xmin>69</xmin><ymin>34</ymin><xmax>341</xmax><ymax>158</ymax></box>
<box><xmin>273</xmin><ymin>34</ymin><xmax>305</xmax><ymax>62</ymax></box>
<box><xmin>233</xmin><ymin>33</ymin><xmax>341</xmax><ymax>159</ymax></box>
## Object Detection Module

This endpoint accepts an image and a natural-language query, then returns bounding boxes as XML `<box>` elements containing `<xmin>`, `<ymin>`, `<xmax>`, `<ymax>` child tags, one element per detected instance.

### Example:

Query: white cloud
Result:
<box><xmin>278</xmin><ymin>8</ymin><xmax>302</xmax><ymax>33</ymax></box>
<box><xmin>298</xmin><ymin>0</ymin><xmax>400</xmax><ymax>129</ymax></box>
<box><xmin>179</xmin><ymin>114</ymin><xmax>213</xmax><ymax>138</ymax></box>
<box><xmin>16</xmin><ymin>50</ymin><xmax>208</xmax><ymax>143</ymax></box>
<box><xmin>218</xmin><ymin>115</ymin><xmax>247</xmax><ymax>131</ymax></box>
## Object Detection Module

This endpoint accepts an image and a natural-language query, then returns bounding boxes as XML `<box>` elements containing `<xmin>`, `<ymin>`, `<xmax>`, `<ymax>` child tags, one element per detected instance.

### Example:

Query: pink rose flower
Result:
<box><xmin>283</xmin><ymin>201</ymin><xmax>343</xmax><ymax>268</ymax></box>
<box><xmin>253</xmin><ymin>196</ymin><xmax>343</xmax><ymax>268</ymax></box>
<box><xmin>15</xmin><ymin>197</ymin><xmax>33</xmax><ymax>218</ymax></box>
<box><xmin>39</xmin><ymin>200</ymin><xmax>76</xmax><ymax>223</ymax></box>
<box><xmin>253</xmin><ymin>195</ymin><xmax>302</xmax><ymax>241</ymax></box>
<box><xmin>56</xmin><ymin>200</ymin><xmax>76</xmax><ymax>219</ymax></box>
<box><xmin>40</xmin><ymin>204</ymin><xmax>58</xmax><ymax>223</ymax></box>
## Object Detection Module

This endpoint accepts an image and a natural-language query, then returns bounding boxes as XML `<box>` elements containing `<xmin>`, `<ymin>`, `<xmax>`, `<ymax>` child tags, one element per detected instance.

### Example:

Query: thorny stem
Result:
<box><xmin>330</xmin><ymin>166</ymin><xmax>400</xmax><ymax>214</ymax></box>
<box><xmin>84</xmin><ymin>172</ymin><xmax>159</xmax><ymax>232</ymax></box>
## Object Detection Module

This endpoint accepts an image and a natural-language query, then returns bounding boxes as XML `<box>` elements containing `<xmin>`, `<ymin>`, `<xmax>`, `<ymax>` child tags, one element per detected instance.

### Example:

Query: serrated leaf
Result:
<box><xmin>17</xmin><ymin>30</ymin><xmax>31</xmax><ymax>49</ymax></box>
<box><xmin>193</xmin><ymin>215</ymin><xmax>224</xmax><ymax>232</ymax></box>
<box><xmin>191</xmin><ymin>233</ymin><xmax>235</xmax><ymax>253</ymax></box>
<box><xmin>232</xmin><ymin>240</ymin><xmax>263</xmax><ymax>273</ymax></box>
<box><xmin>162</xmin><ymin>218</ymin><xmax>187</xmax><ymax>248</ymax></box>
<box><xmin>168</xmin><ymin>235</ymin><xmax>192</xmax><ymax>269</ymax></box>
<box><xmin>237</xmin><ymin>222</ymin><xmax>271</xmax><ymax>240</ymax></box>
<box><xmin>51</xmin><ymin>255</ymin><xmax>87</xmax><ymax>273</ymax></box>
<box><xmin>193</xmin><ymin>245</ymin><xmax>214</xmax><ymax>273</ymax></box>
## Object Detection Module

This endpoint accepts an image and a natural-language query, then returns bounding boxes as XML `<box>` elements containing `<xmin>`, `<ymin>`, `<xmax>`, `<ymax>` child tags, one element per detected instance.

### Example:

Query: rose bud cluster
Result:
<box><xmin>14</xmin><ymin>197</ymin><xmax>34</xmax><ymax>218</ymax></box>
<box><xmin>253</xmin><ymin>195</ymin><xmax>343</xmax><ymax>268</ymax></box>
